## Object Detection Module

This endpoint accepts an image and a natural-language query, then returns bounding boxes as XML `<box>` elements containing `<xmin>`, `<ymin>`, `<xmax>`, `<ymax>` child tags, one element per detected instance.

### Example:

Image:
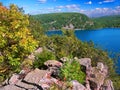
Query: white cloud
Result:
<box><xmin>38</xmin><ymin>0</ymin><xmax>47</xmax><ymax>3</ymax></box>
<box><xmin>65</xmin><ymin>4</ymin><xmax>80</xmax><ymax>9</ymax></box>
<box><xmin>98</xmin><ymin>2</ymin><xmax>103</xmax><ymax>4</ymax></box>
<box><xmin>103</xmin><ymin>0</ymin><xmax>114</xmax><ymax>3</ymax></box>
<box><xmin>55</xmin><ymin>9</ymin><xmax>62</xmax><ymax>12</ymax></box>
<box><xmin>85</xmin><ymin>1</ymin><xmax>92</xmax><ymax>5</ymax></box>
<box><xmin>56</xmin><ymin>5</ymin><xmax>64</xmax><ymax>9</ymax></box>
<box><xmin>116</xmin><ymin>6</ymin><xmax>120</xmax><ymax>9</ymax></box>
<box><xmin>83</xmin><ymin>7</ymin><xmax>120</xmax><ymax>17</ymax></box>
<box><xmin>29</xmin><ymin>3</ymin><xmax>120</xmax><ymax>17</ymax></box>
<box><xmin>56</xmin><ymin>4</ymin><xmax>80</xmax><ymax>11</ymax></box>
<box><xmin>99</xmin><ymin>0</ymin><xmax>115</xmax><ymax>4</ymax></box>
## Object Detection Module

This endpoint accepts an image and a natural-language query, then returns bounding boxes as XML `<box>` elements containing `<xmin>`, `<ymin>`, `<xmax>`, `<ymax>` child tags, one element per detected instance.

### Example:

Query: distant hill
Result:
<box><xmin>30</xmin><ymin>13</ymin><xmax>120</xmax><ymax>30</ymax></box>
<box><xmin>92</xmin><ymin>15</ymin><xmax>120</xmax><ymax>28</ymax></box>
<box><xmin>30</xmin><ymin>13</ymin><xmax>96</xmax><ymax>30</ymax></box>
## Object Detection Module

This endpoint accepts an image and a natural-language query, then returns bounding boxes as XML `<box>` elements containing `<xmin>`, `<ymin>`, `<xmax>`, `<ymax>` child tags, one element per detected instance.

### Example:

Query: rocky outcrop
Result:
<box><xmin>77</xmin><ymin>58</ymin><xmax>91</xmax><ymax>69</ymax></box>
<box><xmin>24</xmin><ymin>68</ymin><xmax>49</xmax><ymax>83</ymax></box>
<box><xmin>0</xmin><ymin>68</ymin><xmax>61</xmax><ymax>90</ymax></box>
<box><xmin>44</xmin><ymin>60</ymin><xmax>62</xmax><ymax>77</ymax></box>
<box><xmin>71</xmin><ymin>80</ymin><xmax>86</xmax><ymax>90</ymax></box>
<box><xmin>0</xmin><ymin>58</ymin><xmax>114</xmax><ymax>90</ymax></box>
<box><xmin>77</xmin><ymin>58</ymin><xmax>113</xmax><ymax>90</ymax></box>
<box><xmin>102</xmin><ymin>79</ymin><xmax>114</xmax><ymax>90</ymax></box>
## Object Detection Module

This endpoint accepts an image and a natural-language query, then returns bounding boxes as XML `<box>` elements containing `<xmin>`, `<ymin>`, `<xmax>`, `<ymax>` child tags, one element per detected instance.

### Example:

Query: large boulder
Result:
<box><xmin>87</xmin><ymin>62</ymin><xmax>108</xmax><ymax>90</ymax></box>
<box><xmin>24</xmin><ymin>68</ymin><xmax>49</xmax><ymax>83</ymax></box>
<box><xmin>77</xmin><ymin>58</ymin><xmax>91</xmax><ymax>69</ymax></box>
<box><xmin>0</xmin><ymin>68</ymin><xmax>49</xmax><ymax>90</ymax></box>
<box><xmin>44</xmin><ymin>60</ymin><xmax>62</xmax><ymax>77</ymax></box>
<box><xmin>88</xmin><ymin>68</ymin><xmax>105</xmax><ymax>90</ymax></box>
<box><xmin>97</xmin><ymin>62</ymin><xmax>108</xmax><ymax>76</ymax></box>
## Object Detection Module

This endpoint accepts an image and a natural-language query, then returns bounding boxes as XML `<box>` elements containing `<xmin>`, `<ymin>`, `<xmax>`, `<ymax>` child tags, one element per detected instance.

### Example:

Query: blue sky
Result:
<box><xmin>0</xmin><ymin>0</ymin><xmax>120</xmax><ymax>17</ymax></box>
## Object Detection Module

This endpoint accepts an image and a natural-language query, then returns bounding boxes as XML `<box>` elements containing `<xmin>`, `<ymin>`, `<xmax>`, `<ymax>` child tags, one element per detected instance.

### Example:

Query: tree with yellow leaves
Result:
<box><xmin>0</xmin><ymin>4</ymin><xmax>38</xmax><ymax>81</ymax></box>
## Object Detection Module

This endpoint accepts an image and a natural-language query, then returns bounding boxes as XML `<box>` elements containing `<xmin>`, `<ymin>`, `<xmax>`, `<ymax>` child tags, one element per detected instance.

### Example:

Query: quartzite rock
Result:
<box><xmin>24</xmin><ymin>68</ymin><xmax>49</xmax><ymax>83</ymax></box>
<box><xmin>44</xmin><ymin>60</ymin><xmax>62</xmax><ymax>76</ymax></box>
<box><xmin>44</xmin><ymin>60</ymin><xmax>62</xmax><ymax>67</ymax></box>
<box><xmin>78</xmin><ymin>58</ymin><xmax>91</xmax><ymax>69</ymax></box>
<box><xmin>87</xmin><ymin>63</ymin><xmax>108</xmax><ymax>90</ymax></box>
<box><xmin>102</xmin><ymin>79</ymin><xmax>114</xmax><ymax>90</ymax></box>
<box><xmin>28</xmin><ymin>47</ymin><xmax>43</xmax><ymax>60</ymax></box>
<box><xmin>71</xmin><ymin>80</ymin><xmax>86</xmax><ymax>90</ymax></box>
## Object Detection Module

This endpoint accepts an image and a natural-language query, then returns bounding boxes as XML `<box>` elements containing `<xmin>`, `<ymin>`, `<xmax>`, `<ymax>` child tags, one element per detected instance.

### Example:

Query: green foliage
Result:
<box><xmin>0</xmin><ymin>4</ymin><xmax>38</xmax><ymax>81</ymax></box>
<box><xmin>50</xmin><ymin>82</ymin><xmax>72</xmax><ymax>90</ymax></box>
<box><xmin>49</xmin><ymin>83</ymin><xmax>61</xmax><ymax>90</ymax></box>
<box><xmin>29</xmin><ymin>16</ymin><xmax>48</xmax><ymax>47</ymax></box>
<box><xmin>111</xmin><ymin>75</ymin><xmax>120</xmax><ymax>90</ymax></box>
<box><xmin>21</xmin><ymin>59</ymin><xmax>33</xmax><ymax>69</ymax></box>
<box><xmin>92</xmin><ymin>15</ymin><xmax>120</xmax><ymax>28</ymax></box>
<box><xmin>31</xmin><ymin>13</ymin><xmax>95</xmax><ymax>30</ymax></box>
<box><xmin>33</xmin><ymin>50</ymin><xmax>56</xmax><ymax>68</ymax></box>
<box><xmin>46</xmin><ymin>30</ymin><xmax>79</xmax><ymax>59</ymax></box>
<box><xmin>59</xmin><ymin>58</ymin><xmax>85</xmax><ymax>84</ymax></box>
<box><xmin>45</xmin><ymin>30</ymin><xmax>119</xmax><ymax>88</ymax></box>
<box><xmin>30</xmin><ymin>13</ymin><xmax>120</xmax><ymax>31</ymax></box>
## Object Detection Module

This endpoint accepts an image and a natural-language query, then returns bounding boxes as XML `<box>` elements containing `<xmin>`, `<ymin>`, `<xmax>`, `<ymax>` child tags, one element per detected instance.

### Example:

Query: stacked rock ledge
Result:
<box><xmin>0</xmin><ymin>57</ymin><xmax>114</xmax><ymax>90</ymax></box>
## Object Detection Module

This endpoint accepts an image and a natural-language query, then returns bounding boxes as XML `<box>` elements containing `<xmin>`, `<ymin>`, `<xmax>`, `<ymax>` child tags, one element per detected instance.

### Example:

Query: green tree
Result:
<box><xmin>0</xmin><ymin>4</ymin><xmax>38</xmax><ymax>81</ymax></box>
<box><xmin>60</xmin><ymin>58</ymin><xmax>85</xmax><ymax>84</ymax></box>
<box><xmin>29</xmin><ymin>16</ymin><xmax>48</xmax><ymax>47</ymax></box>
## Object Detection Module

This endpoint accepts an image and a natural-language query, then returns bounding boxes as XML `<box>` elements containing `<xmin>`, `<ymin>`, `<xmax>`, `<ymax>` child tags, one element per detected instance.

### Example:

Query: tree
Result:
<box><xmin>0</xmin><ymin>4</ymin><xmax>38</xmax><ymax>80</ymax></box>
<box><xmin>29</xmin><ymin>16</ymin><xmax>47</xmax><ymax>47</ymax></box>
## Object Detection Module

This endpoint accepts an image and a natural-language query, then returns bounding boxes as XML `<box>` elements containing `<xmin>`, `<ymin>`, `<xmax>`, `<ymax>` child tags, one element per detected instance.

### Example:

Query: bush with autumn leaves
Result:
<box><xmin>0</xmin><ymin>4</ymin><xmax>38</xmax><ymax>82</ymax></box>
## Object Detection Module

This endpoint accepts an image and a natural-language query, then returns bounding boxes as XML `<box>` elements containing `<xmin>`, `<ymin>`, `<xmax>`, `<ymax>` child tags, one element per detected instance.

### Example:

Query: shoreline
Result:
<box><xmin>48</xmin><ymin>27</ymin><xmax>120</xmax><ymax>31</ymax></box>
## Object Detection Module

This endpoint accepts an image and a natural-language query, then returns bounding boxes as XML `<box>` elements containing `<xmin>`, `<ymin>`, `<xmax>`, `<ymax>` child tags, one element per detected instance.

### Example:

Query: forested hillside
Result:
<box><xmin>30</xmin><ymin>13</ymin><xmax>120</xmax><ymax>30</ymax></box>
<box><xmin>30</xmin><ymin>13</ymin><xmax>96</xmax><ymax>30</ymax></box>
<box><xmin>92</xmin><ymin>15</ymin><xmax>120</xmax><ymax>28</ymax></box>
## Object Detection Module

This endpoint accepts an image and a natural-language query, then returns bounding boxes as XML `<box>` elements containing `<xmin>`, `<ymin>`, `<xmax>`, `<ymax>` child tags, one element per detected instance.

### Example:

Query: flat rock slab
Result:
<box><xmin>24</xmin><ymin>68</ymin><xmax>49</xmax><ymax>84</ymax></box>
<box><xmin>0</xmin><ymin>85</ymin><xmax>21</xmax><ymax>90</ymax></box>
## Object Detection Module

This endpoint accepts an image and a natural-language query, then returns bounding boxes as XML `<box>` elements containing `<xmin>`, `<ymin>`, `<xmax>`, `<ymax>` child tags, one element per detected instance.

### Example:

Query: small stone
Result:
<box><xmin>44</xmin><ymin>60</ymin><xmax>62</xmax><ymax>67</ymax></box>
<box><xmin>34</xmin><ymin>47</ymin><xmax>43</xmax><ymax>54</ymax></box>
<box><xmin>60</xmin><ymin>57</ymin><xmax>69</xmax><ymax>62</ymax></box>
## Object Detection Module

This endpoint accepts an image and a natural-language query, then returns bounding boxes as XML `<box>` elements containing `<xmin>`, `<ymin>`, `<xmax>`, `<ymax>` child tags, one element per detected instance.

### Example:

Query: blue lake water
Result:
<box><xmin>47</xmin><ymin>28</ymin><xmax>120</xmax><ymax>73</ymax></box>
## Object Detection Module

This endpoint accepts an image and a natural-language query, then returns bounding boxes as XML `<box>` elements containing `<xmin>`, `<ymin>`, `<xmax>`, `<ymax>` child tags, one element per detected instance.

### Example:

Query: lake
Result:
<box><xmin>47</xmin><ymin>28</ymin><xmax>120</xmax><ymax>73</ymax></box>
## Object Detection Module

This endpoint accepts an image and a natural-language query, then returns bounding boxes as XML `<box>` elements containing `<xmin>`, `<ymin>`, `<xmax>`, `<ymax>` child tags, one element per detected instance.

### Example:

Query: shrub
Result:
<box><xmin>59</xmin><ymin>58</ymin><xmax>86</xmax><ymax>84</ymax></box>
<box><xmin>0</xmin><ymin>4</ymin><xmax>38</xmax><ymax>82</ymax></box>
<box><xmin>21</xmin><ymin>59</ymin><xmax>33</xmax><ymax>69</ymax></box>
<box><xmin>33</xmin><ymin>50</ymin><xmax>56</xmax><ymax>68</ymax></box>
